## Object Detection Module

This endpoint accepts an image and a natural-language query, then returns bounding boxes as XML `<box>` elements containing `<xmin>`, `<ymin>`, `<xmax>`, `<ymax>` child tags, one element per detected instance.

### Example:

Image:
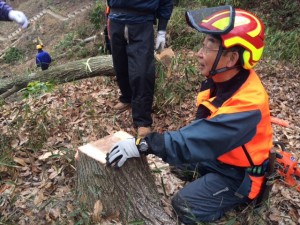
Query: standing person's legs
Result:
<box><xmin>126</xmin><ymin>22</ymin><xmax>155</xmax><ymax>130</ymax></box>
<box><xmin>41</xmin><ymin>65</ymin><xmax>48</xmax><ymax>70</ymax></box>
<box><xmin>110</xmin><ymin>20</ymin><xmax>132</xmax><ymax>105</ymax></box>
<box><xmin>172</xmin><ymin>173</ymin><xmax>249</xmax><ymax>224</ymax></box>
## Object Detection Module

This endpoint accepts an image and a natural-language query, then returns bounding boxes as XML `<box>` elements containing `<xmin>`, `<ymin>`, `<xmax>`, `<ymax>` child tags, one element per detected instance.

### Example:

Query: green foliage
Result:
<box><xmin>174</xmin><ymin>0</ymin><xmax>246</xmax><ymax>8</ymax></box>
<box><xmin>68</xmin><ymin>203</ymin><xmax>91</xmax><ymax>225</ymax></box>
<box><xmin>0</xmin><ymin>97</ymin><xmax>4</xmax><ymax>107</ymax></box>
<box><xmin>154</xmin><ymin>54</ymin><xmax>204</xmax><ymax>110</ymax></box>
<box><xmin>3</xmin><ymin>47</ymin><xmax>24</xmax><ymax>64</ymax></box>
<box><xmin>54</xmin><ymin>32</ymin><xmax>76</xmax><ymax>51</ymax></box>
<box><xmin>256</xmin><ymin>0</ymin><xmax>300</xmax><ymax>62</ymax></box>
<box><xmin>90</xmin><ymin>1</ymin><xmax>106</xmax><ymax>30</ymax></box>
<box><xmin>76</xmin><ymin>24</ymin><xmax>94</xmax><ymax>39</ymax></box>
<box><xmin>198</xmin><ymin>0</ymin><xmax>247</xmax><ymax>7</ymax></box>
<box><xmin>168</xmin><ymin>7</ymin><xmax>204</xmax><ymax>50</ymax></box>
<box><xmin>170</xmin><ymin>0</ymin><xmax>300</xmax><ymax>63</ymax></box>
<box><xmin>77</xmin><ymin>47</ymin><xmax>90</xmax><ymax>58</ymax></box>
<box><xmin>22</xmin><ymin>81</ymin><xmax>55</xmax><ymax>98</ymax></box>
<box><xmin>257</xmin><ymin>0</ymin><xmax>300</xmax><ymax>31</ymax></box>
<box><xmin>265</xmin><ymin>28</ymin><xmax>300</xmax><ymax>62</ymax></box>
<box><xmin>0</xmin><ymin>135</ymin><xmax>15</xmax><ymax>168</ymax></box>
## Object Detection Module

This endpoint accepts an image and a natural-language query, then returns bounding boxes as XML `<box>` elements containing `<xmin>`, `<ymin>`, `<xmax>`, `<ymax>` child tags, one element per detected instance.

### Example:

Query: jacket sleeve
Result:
<box><xmin>147</xmin><ymin>110</ymin><xmax>262</xmax><ymax>165</ymax></box>
<box><xmin>0</xmin><ymin>2</ymin><xmax>12</xmax><ymax>21</ymax></box>
<box><xmin>157</xmin><ymin>0</ymin><xmax>173</xmax><ymax>30</ymax></box>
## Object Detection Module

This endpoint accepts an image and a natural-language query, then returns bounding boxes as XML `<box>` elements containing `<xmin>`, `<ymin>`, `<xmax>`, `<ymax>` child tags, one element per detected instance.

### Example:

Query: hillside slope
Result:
<box><xmin>0</xmin><ymin>0</ymin><xmax>99</xmax><ymax>79</ymax></box>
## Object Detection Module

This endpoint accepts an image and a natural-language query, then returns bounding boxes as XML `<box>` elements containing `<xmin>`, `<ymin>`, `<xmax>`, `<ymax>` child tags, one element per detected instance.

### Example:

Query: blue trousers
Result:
<box><xmin>172</xmin><ymin>162</ymin><xmax>250</xmax><ymax>224</ymax></box>
<box><xmin>172</xmin><ymin>171</ymin><xmax>250</xmax><ymax>224</ymax></box>
<box><xmin>110</xmin><ymin>20</ymin><xmax>155</xmax><ymax>127</ymax></box>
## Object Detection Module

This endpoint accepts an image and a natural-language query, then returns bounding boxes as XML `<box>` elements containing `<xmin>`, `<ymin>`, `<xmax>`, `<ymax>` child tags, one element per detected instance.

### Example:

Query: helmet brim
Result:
<box><xmin>186</xmin><ymin>5</ymin><xmax>235</xmax><ymax>35</ymax></box>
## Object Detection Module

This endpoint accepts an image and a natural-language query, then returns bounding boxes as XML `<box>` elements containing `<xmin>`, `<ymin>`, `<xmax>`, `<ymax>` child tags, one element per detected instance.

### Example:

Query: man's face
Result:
<box><xmin>196</xmin><ymin>35</ymin><xmax>221</xmax><ymax>77</ymax></box>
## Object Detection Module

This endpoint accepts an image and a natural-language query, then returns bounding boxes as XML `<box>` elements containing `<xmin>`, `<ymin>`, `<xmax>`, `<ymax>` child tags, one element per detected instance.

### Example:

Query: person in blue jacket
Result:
<box><xmin>0</xmin><ymin>1</ymin><xmax>29</xmax><ymax>28</ymax></box>
<box><xmin>108</xmin><ymin>0</ymin><xmax>174</xmax><ymax>138</ymax></box>
<box><xmin>36</xmin><ymin>45</ymin><xmax>52</xmax><ymax>71</ymax></box>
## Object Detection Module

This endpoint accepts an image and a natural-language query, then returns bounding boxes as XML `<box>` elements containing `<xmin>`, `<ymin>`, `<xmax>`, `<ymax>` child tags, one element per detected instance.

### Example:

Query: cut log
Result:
<box><xmin>0</xmin><ymin>55</ymin><xmax>114</xmax><ymax>99</ymax></box>
<box><xmin>155</xmin><ymin>48</ymin><xmax>175</xmax><ymax>78</ymax></box>
<box><xmin>76</xmin><ymin>131</ymin><xmax>176</xmax><ymax>224</ymax></box>
<box><xmin>155</xmin><ymin>48</ymin><xmax>175</xmax><ymax>69</ymax></box>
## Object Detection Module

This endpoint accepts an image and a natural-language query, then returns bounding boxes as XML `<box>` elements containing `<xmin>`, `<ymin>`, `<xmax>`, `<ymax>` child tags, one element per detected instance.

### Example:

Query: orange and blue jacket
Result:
<box><xmin>146</xmin><ymin>69</ymin><xmax>273</xmax><ymax>199</ymax></box>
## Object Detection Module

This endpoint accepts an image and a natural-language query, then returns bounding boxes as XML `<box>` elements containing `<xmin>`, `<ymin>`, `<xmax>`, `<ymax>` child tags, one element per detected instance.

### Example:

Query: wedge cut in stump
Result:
<box><xmin>76</xmin><ymin>131</ymin><xmax>176</xmax><ymax>224</ymax></box>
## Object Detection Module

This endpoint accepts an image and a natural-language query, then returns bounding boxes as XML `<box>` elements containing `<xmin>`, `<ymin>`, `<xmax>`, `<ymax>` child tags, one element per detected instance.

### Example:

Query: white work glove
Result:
<box><xmin>155</xmin><ymin>30</ymin><xmax>166</xmax><ymax>52</ymax></box>
<box><xmin>106</xmin><ymin>138</ymin><xmax>140</xmax><ymax>168</ymax></box>
<box><xmin>8</xmin><ymin>10</ymin><xmax>29</xmax><ymax>29</ymax></box>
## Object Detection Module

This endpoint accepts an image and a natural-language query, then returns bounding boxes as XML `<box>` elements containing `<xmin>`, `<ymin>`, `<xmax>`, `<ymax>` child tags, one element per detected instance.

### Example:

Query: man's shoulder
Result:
<box><xmin>42</xmin><ymin>51</ymin><xmax>50</xmax><ymax>55</ymax></box>
<box><xmin>37</xmin><ymin>51</ymin><xmax>50</xmax><ymax>56</ymax></box>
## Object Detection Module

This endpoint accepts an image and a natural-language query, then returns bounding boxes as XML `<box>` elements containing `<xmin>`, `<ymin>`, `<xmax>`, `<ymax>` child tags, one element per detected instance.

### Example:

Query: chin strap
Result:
<box><xmin>208</xmin><ymin>46</ymin><xmax>241</xmax><ymax>78</ymax></box>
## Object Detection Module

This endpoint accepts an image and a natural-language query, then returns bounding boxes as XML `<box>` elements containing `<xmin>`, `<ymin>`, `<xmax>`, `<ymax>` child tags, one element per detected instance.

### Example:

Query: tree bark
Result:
<box><xmin>0</xmin><ymin>55</ymin><xmax>114</xmax><ymax>99</ymax></box>
<box><xmin>76</xmin><ymin>152</ymin><xmax>176</xmax><ymax>224</ymax></box>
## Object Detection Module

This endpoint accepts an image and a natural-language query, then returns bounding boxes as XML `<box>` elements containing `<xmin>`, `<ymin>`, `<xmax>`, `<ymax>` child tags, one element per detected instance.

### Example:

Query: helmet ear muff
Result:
<box><xmin>238</xmin><ymin>48</ymin><xmax>245</xmax><ymax>69</ymax></box>
<box><xmin>242</xmin><ymin>50</ymin><xmax>253</xmax><ymax>70</ymax></box>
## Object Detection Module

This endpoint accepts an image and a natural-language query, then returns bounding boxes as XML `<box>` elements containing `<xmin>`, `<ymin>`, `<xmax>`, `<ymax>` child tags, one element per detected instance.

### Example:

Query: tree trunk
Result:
<box><xmin>0</xmin><ymin>55</ymin><xmax>114</xmax><ymax>99</ymax></box>
<box><xmin>76</xmin><ymin>152</ymin><xmax>176</xmax><ymax>224</ymax></box>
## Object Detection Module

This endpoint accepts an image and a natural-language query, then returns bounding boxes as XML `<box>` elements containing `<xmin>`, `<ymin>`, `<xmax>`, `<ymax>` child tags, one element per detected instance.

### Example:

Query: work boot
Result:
<box><xmin>113</xmin><ymin>102</ymin><xmax>131</xmax><ymax>112</ymax></box>
<box><xmin>137</xmin><ymin>127</ymin><xmax>151</xmax><ymax>138</ymax></box>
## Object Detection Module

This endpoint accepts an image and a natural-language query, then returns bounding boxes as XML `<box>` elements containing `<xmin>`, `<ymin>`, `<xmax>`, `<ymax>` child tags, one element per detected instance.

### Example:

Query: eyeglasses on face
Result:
<box><xmin>199</xmin><ymin>44</ymin><xmax>220</xmax><ymax>54</ymax></box>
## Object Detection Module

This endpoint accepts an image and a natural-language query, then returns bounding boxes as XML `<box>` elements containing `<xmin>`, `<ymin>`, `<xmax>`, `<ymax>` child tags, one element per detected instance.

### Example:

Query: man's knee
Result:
<box><xmin>171</xmin><ymin>193</ymin><xmax>223</xmax><ymax>224</ymax></box>
<box><xmin>172</xmin><ymin>194</ymin><xmax>197</xmax><ymax>225</ymax></box>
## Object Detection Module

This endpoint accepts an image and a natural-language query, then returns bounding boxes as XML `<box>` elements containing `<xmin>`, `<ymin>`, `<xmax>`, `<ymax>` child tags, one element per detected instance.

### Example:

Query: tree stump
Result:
<box><xmin>76</xmin><ymin>132</ymin><xmax>176</xmax><ymax>224</ymax></box>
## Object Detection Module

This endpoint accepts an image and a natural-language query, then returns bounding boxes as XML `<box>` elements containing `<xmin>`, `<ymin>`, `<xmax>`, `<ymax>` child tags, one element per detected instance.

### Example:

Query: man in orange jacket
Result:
<box><xmin>107</xmin><ymin>6</ymin><xmax>273</xmax><ymax>224</ymax></box>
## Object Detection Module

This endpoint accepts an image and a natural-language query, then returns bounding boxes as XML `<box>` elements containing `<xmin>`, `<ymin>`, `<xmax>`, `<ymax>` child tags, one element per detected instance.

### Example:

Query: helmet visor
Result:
<box><xmin>186</xmin><ymin>5</ymin><xmax>235</xmax><ymax>35</ymax></box>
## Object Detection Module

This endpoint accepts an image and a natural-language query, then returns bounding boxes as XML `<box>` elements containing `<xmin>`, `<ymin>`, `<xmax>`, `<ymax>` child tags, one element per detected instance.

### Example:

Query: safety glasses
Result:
<box><xmin>186</xmin><ymin>5</ymin><xmax>235</xmax><ymax>35</ymax></box>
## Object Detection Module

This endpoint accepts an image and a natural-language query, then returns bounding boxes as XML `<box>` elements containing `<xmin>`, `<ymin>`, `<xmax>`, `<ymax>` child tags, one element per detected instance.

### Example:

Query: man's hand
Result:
<box><xmin>106</xmin><ymin>138</ymin><xmax>140</xmax><ymax>168</ymax></box>
<box><xmin>155</xmin><ymin>30</ymin><xmax>166</xmax><ymax>52</ymax></box>
<box><xmin>8</xmin><ymin>10</ymin><xmax>29</xmax><ymax>29</ymax></box>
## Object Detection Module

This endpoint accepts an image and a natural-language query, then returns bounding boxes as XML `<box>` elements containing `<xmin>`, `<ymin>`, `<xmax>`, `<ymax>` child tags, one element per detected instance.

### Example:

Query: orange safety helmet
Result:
<box><xmin>186</xmin><ymin>6</ymin><xmax>265</xmax><ymax>70</ymax></box>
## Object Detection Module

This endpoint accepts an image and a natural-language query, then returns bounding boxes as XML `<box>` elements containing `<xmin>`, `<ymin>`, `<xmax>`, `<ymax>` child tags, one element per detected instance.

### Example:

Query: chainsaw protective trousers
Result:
<box><xmin>172</xmin><ymin>172</ymin><xmax>250</xmax><ymax>224</ymax></box>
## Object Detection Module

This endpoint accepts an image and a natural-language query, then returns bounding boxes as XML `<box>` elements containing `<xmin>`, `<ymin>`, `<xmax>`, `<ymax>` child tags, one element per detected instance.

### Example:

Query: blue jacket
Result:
<box><xmin>0</xmin><ymin>1</ymin><xmax>12</xmax><ymax>21</ymax></box>
<box><xmin>108</xmin><ymin>0</ymin><xmax>173</xmax><ymax>29</ymax></box>
<box><xmin>36</xmin><ymin>50</ymin><xmax>52</xmax><ymax>69</ymax></box>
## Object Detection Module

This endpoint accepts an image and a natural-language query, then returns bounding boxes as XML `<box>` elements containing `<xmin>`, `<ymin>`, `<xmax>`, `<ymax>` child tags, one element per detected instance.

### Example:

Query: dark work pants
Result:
<box><xmin>172</xmin><ymin>165</ymin><xmax>249</xmax><ymax>224</ymax></box>
<box><xmin>41</xmin><ymin>65</ymin><xmax>49</xmax><ymax>70</ymax></box>
<box><xmin>110</xmin><ymin>20</ymin><xmax>155</xmax><ymax>127</ymax></box>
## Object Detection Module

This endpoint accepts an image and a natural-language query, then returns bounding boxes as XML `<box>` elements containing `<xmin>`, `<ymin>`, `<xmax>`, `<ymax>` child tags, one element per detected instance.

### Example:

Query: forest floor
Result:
<box><xmin>0</xmin><ymin>0</ymin><xmax>299</xmax><ymax>224</ymax></box>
